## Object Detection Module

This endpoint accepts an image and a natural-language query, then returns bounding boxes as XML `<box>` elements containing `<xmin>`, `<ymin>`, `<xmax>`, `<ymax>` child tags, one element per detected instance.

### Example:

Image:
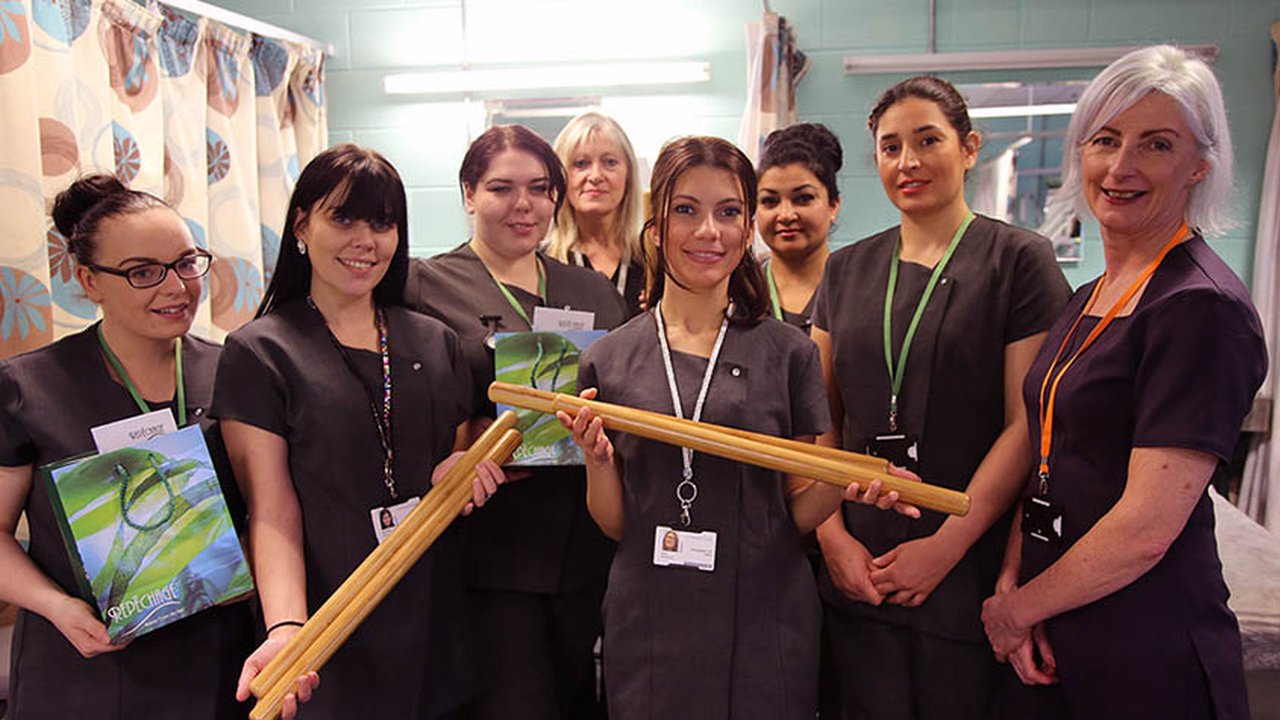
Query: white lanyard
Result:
<box><xmin>572</xmin><ymin>249</ymin><xmax>629</xmax><ymax>296</ymax></box>
<box><xmin>654</xmin><ymin>300</ymin><xmax>731</xmax><ymax>526</ymax></box>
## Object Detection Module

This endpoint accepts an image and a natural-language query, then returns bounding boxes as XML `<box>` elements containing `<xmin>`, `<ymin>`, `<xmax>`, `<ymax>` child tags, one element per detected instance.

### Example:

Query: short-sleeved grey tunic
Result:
<box><xmin>210</xmin><ymin>301</ymin><xmax>473</xmax><ymax>718</ymax></box>
<box><xmin>579</xmin><ymin>312</ymin><xmax>829</xmax><ymax>720</ymax></box>
<box><xmin>0</xmin><ymin>325</ymin><xmax>250</xmax><ymax>720</ymax></box>
<box><xmin>811</xmin><ymin>215</ymin><xmax>1069</xmax><ymax>642</ymax></box>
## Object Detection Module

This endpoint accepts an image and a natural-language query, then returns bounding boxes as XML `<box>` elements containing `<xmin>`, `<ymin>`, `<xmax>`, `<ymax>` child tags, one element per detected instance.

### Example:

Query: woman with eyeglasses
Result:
<box><xmin>0</xmin><ymin>174</ymin><xmax>250</xmax><ymax>718</ymax></box>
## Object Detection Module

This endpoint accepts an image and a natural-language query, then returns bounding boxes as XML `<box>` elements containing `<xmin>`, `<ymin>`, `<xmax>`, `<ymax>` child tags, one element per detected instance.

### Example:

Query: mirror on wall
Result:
<box><xmin>960</xmin><ymin>80</ymin><xmax>1086</xmax><ymax>262</ymax></box>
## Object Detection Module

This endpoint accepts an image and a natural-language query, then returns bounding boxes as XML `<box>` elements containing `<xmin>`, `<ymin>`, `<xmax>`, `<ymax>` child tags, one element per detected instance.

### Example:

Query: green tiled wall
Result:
<box><xmin>204</xmin><ymin>0</ymin><xmax>1278</xmax><ymax>289</ymax></box>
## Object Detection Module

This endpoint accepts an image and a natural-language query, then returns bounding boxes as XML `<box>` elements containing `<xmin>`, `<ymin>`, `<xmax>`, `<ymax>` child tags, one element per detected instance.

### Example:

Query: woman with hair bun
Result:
<box><xmin>0</xmin><ymin>174</ymin><xmax>250</xmax><ymax>718</ymax></box>
<box><xmin>405</xmin><ymin>125</ymin><xmax>627</xmax><ymax>719</ymax></box>
<box><xmin>558</xmin><ymin>135</ymin><xmax>911</xmax><ymax>719</ymax></box>
<box><xmin>544</xmin><ymin>111</ymin><xmax>647</xmax><ymax>317</ymax></box>
<box><xmin>756</xmin><ymin>122</ymin><xmax>843</xmax><ymax>332</ymax></box>
<box><xmin>813</xmin><ymin>76</ymin><xmax>1071</xmax><ymax>719</ymax></box>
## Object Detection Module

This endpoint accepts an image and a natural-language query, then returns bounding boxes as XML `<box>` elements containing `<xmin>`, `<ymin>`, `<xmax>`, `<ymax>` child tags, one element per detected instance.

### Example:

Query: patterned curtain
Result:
<box><xmin>1241</xmin><ymin>21</ymin><xmax>1280</xmax><ymax>531</ymax></box>
<box><xmin>0</xmin><ymin>0</ymin><xmax>328</xmax><ymax>358</ymax></box>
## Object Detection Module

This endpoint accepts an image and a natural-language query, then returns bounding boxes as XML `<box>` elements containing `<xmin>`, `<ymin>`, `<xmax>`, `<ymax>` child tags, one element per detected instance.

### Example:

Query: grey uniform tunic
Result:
<box><xmin>211</xmin><ymin>301</ymin><xmax>473</xmax><ymax>718</ymax></box>
<box><xmin>579</xmin><ymin>312</ymin><xmax>829</xmax><ymax>720</ymax></box>
<box><xmin>0</xmin><ymin>325</ymin><xmax>250</xmax><ymax>720</ymax></box>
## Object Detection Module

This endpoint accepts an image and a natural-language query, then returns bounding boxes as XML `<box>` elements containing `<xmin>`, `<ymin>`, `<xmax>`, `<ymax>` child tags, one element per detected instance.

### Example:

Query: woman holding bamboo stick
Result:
<box><xmin>211</xmin><ymin>144</ymin><xmax>503</xmax><ymax>718</ymax></box>
<box><xmin>812</xmin><ymin>76</ymin><xmax>1071</xmax><ymax>720</ymax></box>
<box><xmin>0</xmin><ymin>175</ymin><xmax>251</xmax><ymax>719</ymax></box>
<box><xmin>557</xmin><ymin>136</ymin><xmax>911</xmax><ymax>720</ymax></box>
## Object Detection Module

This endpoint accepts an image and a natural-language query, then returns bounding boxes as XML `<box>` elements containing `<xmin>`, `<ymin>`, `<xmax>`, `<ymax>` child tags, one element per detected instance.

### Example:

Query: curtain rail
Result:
<box><xmin>153</xmin><ymin>0</ymin><xmax>333</xmax><ymax>55</ymax></box>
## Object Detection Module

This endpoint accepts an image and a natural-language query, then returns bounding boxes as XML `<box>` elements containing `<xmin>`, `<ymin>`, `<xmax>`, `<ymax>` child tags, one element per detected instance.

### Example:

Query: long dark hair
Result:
<box><xmin>643</xmin><ymin>136</ymin><xmax>769</xmax><ymax>326</ymax></box>
<box><xmin>459</xmin><ymin>125</ymin><xmax>567</xmax><ymax>218</ymax></box>
<box><xmin>257</xmin><ymin>143</ymin><xmax>409</xmax><ymax>317</ymax></box>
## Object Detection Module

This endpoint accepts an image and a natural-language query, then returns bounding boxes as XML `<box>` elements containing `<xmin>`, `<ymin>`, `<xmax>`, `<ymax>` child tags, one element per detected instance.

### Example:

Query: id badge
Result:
<box><xmin>1022</xmin><ymin>495</ymin><xmax>1064</xmax><ymax>545</ymax></box>
<box><xmin>652</xmin><ymin>525</ymin><xmax>716</xmax><ymax>572</ymax></box>
<box><xmin>864</xmin><ymin>432</ymin><xmax>920</xmax><ymax>473</ymax></box>
<box><xmin>370</xmin><ymin>496</ymin><xmax>420</xmax><ymax>545</ymax></box>
<box><xmin>90</xmin><ymin>408</ymin><xmax>179</xmax><ymax>454</ymax></box>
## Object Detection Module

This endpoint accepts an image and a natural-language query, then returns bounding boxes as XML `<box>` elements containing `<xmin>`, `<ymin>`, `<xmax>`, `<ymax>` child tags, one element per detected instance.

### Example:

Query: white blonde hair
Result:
<box><xmin>1058</xmin><ymin>45</ymin><xmax>1234</xmax><ymax>235</ymax></box>
<box><xmin>542</xmin><ymin>112</ymin><xmax>644</xmax><ymax>264</ymax></box>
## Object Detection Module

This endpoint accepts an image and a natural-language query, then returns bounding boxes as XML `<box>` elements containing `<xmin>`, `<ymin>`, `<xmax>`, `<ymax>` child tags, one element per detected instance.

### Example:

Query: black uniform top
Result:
<box><xmin>405</xmin><ymin>245</ymin><xmax>628</xmax><ymax>593</ymax></box>
<box><xmin>1019</xmin><ymin>236</ymin><xmax>1264</xmax><ymax>720</ymax></box>
<box><xmin>573</xmin><ymin>252</ymin><xmax>646</xmax><ymax>319</ymax></box>
<box><xmin>763</xmin><ymin>257</ymin><xmax>817</xmax><ymax>333</ymax></box>
<box><xmin>210</xmin><ymin>301</ymin><xmax>473</xmax><ymax>718</ymax></box>
<box><xmin>812</xmin><ymin>215</ymin><xmax>1070</xmax><ymax>641</ymax></box>
<box><xmin>580</xmin><ymin>312</ymin><xmax>829</xmax><ymax>720</ymax></box>
<box><xmin>0</xmin><ymin>324</ymin><xmax>248</xmax><ymax>720</ymax></box>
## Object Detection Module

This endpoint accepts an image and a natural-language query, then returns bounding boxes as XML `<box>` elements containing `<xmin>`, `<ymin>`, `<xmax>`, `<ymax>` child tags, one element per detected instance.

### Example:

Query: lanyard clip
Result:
<box><xmin>1037</xmin><ymin>469</ymin><xmax>1049</xmax><ymax>497</ymax></box>
<box><xmin>888</xmin><ymin>395</ymin><xmax>899</xmax><ymax>433</ymax></box>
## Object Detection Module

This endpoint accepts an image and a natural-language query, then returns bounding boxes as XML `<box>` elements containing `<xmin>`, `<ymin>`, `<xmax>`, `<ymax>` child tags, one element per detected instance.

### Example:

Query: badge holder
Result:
<box><xmin>370</xmin><ymin>496</ymin><xmax>420</xmax><ymax>545</ymax></box>
<box><xmin>864</xmin><ymin>431</ymin><xmax>920</xmax><ymax>474</ymax></box>
<box><xmin>1023</xmin><ymin>472</ymin><xmax>1064</xmax><ymax>545</ymax></box>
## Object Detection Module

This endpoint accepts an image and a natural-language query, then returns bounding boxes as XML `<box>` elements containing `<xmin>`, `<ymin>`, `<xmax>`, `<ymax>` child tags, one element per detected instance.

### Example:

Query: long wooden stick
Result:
<box><xmin>490</xmin><ymin>382</ymin><xmax>969</xmax><ymax>517</ymax></box>
<box><xmin>249</xmin><ymin>414</ymin><xmax>521</xmax><ymax>720</ymax></box>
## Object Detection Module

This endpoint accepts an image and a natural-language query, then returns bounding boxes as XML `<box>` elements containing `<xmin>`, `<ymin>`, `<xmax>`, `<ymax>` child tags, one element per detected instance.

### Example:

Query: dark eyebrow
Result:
<box><xmin>118</xmin><ymin>249</ymin><xmax>197</xmax><ymax>265</ymax></box>
<box><xmin>715</xmin><ymin>197</ymin><xmax>744</xmax><ymax>207</ymax></box>
<box><xmin>672</xmin><ymin>194</ymin><xmax>701</xmax><ymax>204</ymax></box>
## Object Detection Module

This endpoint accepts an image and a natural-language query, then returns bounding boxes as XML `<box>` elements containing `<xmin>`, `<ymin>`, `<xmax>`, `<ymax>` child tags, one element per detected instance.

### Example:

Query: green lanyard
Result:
<box><xmin>97</xmin><ymin>323</ymin><xmax>186</xmax><ymax>426</ymax></box>
<box><xmin>882</xmin><ymin>212</ymin><xmax>973</xmax><ymax>431</ymax></box>
<box><xmin>478</xmin><ymin>253</ymin><xmax>547</xmax><ymax>328</ymax></box>
<box><xmin>765</xmin><ymin>260</ymin><xmax>783</xmax><ymax>321</ymax></box>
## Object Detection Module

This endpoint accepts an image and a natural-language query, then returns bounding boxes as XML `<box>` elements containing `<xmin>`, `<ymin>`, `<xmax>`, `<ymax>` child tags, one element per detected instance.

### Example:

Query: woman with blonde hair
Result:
<box><xmin>544</xmin><ymin>111</ymin><xmax>647</xmax><ymax>316</ymax></box>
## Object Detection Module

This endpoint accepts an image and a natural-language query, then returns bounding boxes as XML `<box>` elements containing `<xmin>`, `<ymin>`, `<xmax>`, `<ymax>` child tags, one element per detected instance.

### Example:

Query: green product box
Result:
<box><xmin>41</xmin><ymin>425</ymin><xmax>254</xmax><ymax>643</ymax></box>
<box><xmin>494</xmin><ymin>330</ymin><xmax>605</xmax><ymax>466</ymax></box>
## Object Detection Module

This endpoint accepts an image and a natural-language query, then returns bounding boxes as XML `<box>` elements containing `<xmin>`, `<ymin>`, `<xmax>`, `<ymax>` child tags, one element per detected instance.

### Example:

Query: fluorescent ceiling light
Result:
<box><xmin>844</xmin><ymin>44</ymin><xmax>1218</xmax><ymax>75</ymax></box>
<box><xmin>384</xmin><ymin>62</ymin><xmax>711</xmax><ymax>96</ymax></box>
<box><xmin>970</xmin><ymin>103</ymin><xmax>1077</xmax><ymax>119</ymax></box>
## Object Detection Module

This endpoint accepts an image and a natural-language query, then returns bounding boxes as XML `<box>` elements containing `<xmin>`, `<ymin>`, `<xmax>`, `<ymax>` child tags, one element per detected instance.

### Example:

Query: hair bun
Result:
<box><xmin>52</xmin><ymin>173</ymin><xmax>128</xmax><ymax>238</ymax></box>
<box><xmin>762</xmin><ymin>123</ymin><xmax>843</xmax><ymax>176</ymax></box>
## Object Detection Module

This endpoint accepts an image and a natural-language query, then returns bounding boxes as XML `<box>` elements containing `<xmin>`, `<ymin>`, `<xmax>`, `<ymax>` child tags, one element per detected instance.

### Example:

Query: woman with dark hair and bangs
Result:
<box><xmin>557</xmin><ymin>136</ymin><xmax>911</xmax><ymax>719</ymax></box>
<box><xmin>404</xmin><ymin>125</ymin><xmax>626</xmax><ymax>720</ymax></box>
<box><xmin>212</xmin><ymin>143</ymin><xmax>504</xmax><ymax>718</ymax></box>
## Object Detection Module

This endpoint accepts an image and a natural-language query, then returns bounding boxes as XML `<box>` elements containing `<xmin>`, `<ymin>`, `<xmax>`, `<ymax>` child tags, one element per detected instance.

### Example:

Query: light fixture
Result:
<box><xmin>844</xmin><ymin>44</ymin><xmax>1218</xmax><ymax>75</ymax></box>
<box><xmin>969</xmin><ymin>103</ymin><xmax>1078</xmax><ymax>119</ymax></box>
<box><xmin>383</xmin><ymin>61</ymin><xmax>712</xmax><ymax>96</ymax></box>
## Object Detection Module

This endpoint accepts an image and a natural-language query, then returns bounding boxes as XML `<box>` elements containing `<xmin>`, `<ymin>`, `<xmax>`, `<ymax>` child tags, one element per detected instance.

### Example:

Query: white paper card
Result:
<box><xmin>532</xmin><ymin>306</ymin><xmax>595</xmax><ymax>332</ymax></box>
<box><xmin>652</xmin><ymin>525</ymin><xmax>717</xmax><ymax>572</ymax></box>
<box><xmin>371</xmin><ymin>496</ymin><xmax>420</xmax><ymax>545</ymax></box>
<box><xmin>91</xmin><ymin>409</ymin><xmax>179</xmax><ymax>454</ymax></box>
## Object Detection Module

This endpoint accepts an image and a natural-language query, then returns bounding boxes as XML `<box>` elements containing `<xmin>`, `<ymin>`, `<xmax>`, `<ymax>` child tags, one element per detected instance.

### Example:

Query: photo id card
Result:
<box><xmin>370</xmin><ymin>496</ymin><xmax>419</xmax><ymax>545</ymax></box>
<box><xmin>652</xmin><ymin>525</ymin><xmax>717</xmax><ymax>572</ymax></box>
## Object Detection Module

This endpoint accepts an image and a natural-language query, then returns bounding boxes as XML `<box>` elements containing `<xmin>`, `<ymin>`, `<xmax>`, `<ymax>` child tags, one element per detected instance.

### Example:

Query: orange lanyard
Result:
<box><xmin>1035</xmin><ymin>224</ymin><xmax>1190</xmax><ymax>494</ymax></box>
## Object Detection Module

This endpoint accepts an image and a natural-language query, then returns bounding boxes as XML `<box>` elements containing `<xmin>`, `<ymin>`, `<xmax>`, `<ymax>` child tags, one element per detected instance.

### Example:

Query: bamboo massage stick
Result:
<box><xmin>489</xmin><ymin>382</ymin><xmax>970</xmax><ymax>517</ymax></box>
<box><xmin>249</xmin><ymin>413</ymin><xmax>522</xmax><ymax>720</ymax></box>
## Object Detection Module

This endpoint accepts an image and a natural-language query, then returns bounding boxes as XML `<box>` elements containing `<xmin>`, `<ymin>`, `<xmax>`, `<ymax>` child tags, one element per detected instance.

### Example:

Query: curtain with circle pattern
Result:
<box><xmin>0</xmin><ymin>0</ymin><xmax>328</xmax><ymax>357</ymax></box>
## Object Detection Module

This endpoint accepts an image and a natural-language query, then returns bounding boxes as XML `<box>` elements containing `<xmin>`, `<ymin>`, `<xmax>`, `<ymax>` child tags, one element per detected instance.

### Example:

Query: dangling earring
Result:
<box><xmin>296</xmin><ymin>240</ymin><xmax>307</xmax><ymax>256</ymax></box>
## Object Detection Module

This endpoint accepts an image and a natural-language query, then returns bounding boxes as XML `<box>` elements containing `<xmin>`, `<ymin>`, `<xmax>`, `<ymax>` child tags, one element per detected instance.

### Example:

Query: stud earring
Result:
<box><xmin>296</xmin><ymin>240</ymin><xmax>307</xmax><ymax>256</ymax></box>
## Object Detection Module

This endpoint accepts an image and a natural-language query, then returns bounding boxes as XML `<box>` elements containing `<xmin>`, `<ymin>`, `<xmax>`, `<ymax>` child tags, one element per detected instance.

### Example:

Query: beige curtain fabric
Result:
<box><xmin>1241</xmin><ymin>21</ymin><xmax>1280</xmax><ymax>532</ymax></box>
<box><xmin>0</xmin><ymin>0</ymin><xmax>328</xmax><ymax>358</ymax></box>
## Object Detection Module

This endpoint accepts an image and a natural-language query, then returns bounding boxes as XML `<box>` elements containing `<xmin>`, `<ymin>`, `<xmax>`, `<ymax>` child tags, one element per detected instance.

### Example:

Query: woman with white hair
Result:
<box><xmin>981</xmin><ymin>45</ymin><xmax>1266</xmax><ymax>719</ymax></box>
<box><xmin>544</xmin><ymin>111</ymin><xmax>647</xmax><ymax>316</ymax></box>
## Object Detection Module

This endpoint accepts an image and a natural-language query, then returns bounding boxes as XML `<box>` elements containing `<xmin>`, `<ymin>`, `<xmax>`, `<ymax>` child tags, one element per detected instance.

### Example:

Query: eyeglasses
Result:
<box><xmin>87</xmin><ymin>250</ymin><xmax>214</xmax><ymax>289</ymax></box>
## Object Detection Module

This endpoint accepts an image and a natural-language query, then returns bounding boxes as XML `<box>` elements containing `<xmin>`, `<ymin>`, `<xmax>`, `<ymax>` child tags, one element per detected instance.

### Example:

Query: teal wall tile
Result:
<box><xmin>936</xmin><ymin>0</ymin><xmax>1021</xmax><ymax>50</ymax></box>
<box><xmin>352</xmin><ymin>124</ymin><xmax>470</xmax><ymax>187</ymax></box>
<box><xmin>1088</xmin><ymin>0</ymin><xmax>1228</xmax><ymax>43</ymax></box>
<box><xmin>821</xmin><ymin>0</ymin><xmax>928</xmax><ymax>50</ymax></box>
<box><xmin>349</xmin><ymin>7</ymin><xmax>464</xmax><ymax>68</ymax></box>
<box><xmin>1020</xmin><ymin>0</ymin><xmax>1091</xmax><ymax>46</ymax></box>
<box><xmin>408</xmin><ymin>188</ymin><xmax>471</xmax><ymax>257</ymax></box>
